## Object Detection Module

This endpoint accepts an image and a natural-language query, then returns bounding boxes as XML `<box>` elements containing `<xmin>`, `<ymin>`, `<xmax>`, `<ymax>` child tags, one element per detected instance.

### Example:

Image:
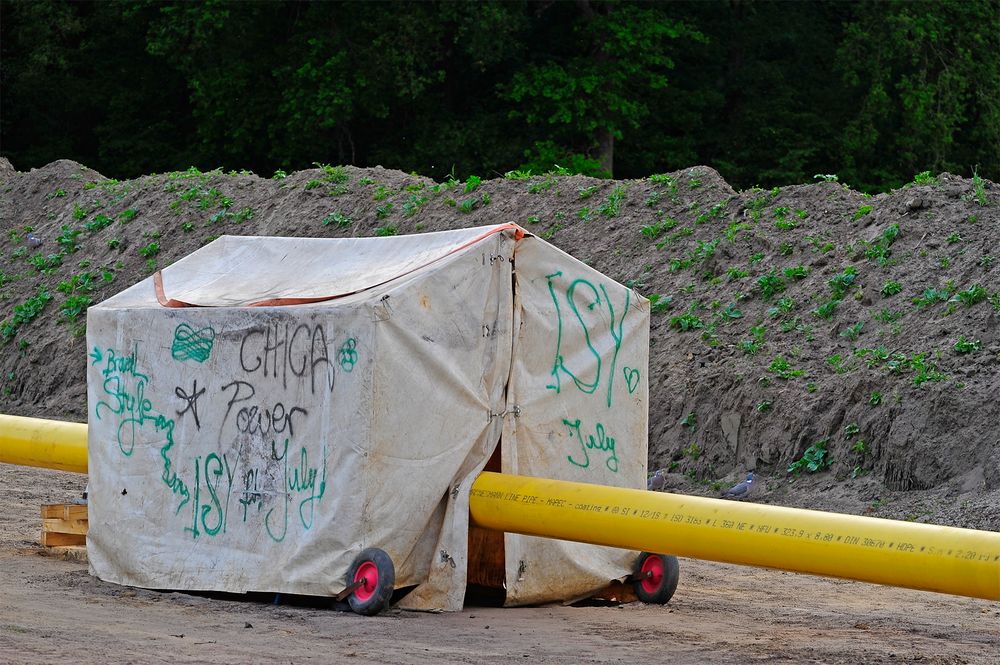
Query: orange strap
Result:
<box><xmin>154</xmin><ymin>224</ymin><xmax>527</xmax><ymax>309</ymax></box>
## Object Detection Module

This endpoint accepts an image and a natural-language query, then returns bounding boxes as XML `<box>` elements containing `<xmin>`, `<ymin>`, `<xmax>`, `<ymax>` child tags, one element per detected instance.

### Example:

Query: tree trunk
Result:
<box><xmin>596</xmin><ymin>127</ymin><xmax>614</xmax><ymax>176</ymax></box>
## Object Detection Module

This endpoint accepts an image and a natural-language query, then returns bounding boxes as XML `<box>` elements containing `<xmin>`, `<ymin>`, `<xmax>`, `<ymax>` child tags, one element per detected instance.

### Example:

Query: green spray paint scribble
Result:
<box><xmin>545</xmin><ymin>272</ymin><xmax>630</xmax><ymax>408</ymax></box>
<box><xmin>563</xmin><ymin>418</ymin><xmax>619</xmax><ymax>472</ymax></box>
<box><xmin>171</xmin><ymin>322</ymin><xmax>216</xmax><ymax>363</ymax></box>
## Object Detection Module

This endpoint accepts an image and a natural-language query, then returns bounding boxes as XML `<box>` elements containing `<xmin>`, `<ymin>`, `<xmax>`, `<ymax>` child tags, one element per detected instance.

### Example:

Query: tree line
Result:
<box><xmin>2</xmin><ymin>0</ymin><xmax>997</xmax><ymax>191</ymax></box>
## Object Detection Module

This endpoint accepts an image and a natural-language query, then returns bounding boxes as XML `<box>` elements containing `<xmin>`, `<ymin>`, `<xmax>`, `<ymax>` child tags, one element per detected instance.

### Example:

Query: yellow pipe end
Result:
<box><xmin>0</xmin><ymin>414</ymin><xmax>88</xmax><ymax>474</ymax></box>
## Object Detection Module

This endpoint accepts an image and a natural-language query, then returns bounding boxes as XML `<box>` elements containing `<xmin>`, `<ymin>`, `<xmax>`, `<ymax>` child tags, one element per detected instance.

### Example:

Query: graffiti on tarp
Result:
<box><xmin>262</xmin><ymin>438</ymin><xmax>328</xmax><ymax>543</ymax></box>
<box><xmin>93</xmin><ymin>343</ymin><xmax>191</xmax><ymax>513</ymax></box>
<box><xmin>543</xmin><ymin>271</ymin><xmax>638</xmax><ymax>473</ymax></box>
<box><xmin>544</xmin><ymin>271</ymin><xmax>630</xmax><ymax>409</ymax></box>
<box><xmin>92</xmin><ymin>319</ymin><xmax>355</xmax><ymax>543</ymax></box>
<box><xmin>239</xmin><ymin>321</ymin><xmax>337</xmax><ymax>394</ymax></box>
<box><xmin>171</xmin><ymin>322</ymin><xmax>216</xmax><ymax>363</ymax></box>
<box><xmin>622</xmin><ymin>366</ymin><xmax>640</xmax><ymax>394</ymax></box>
<box><xmin>338</xmin><ymin>338</ymin><xmax>358</xmax><ymax>372</ymax></box>
<box><xmin>563</xmin><ymin>417</ymin><xmax>619</xmax><ymax>473</ymax></box>
<box><xmin>174</xmin><ymin>379</ymin><xmax>206</xmax><ymax>429</ymax></box>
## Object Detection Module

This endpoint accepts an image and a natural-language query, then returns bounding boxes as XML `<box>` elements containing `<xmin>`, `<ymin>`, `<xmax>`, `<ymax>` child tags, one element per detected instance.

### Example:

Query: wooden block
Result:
<box><xmin>41</xmin><ymin>531</ymin><xmax>86</xmax><ymax>547</ymax></box>
<box><xmin>40</xmin><ymin>503</ymin><xmax>88</xmax><ymax>549</ymax></box>
<box><xmin>43</xmin><ymin>517</ymin><xmax>88</xmax><ymax>535</ymax></box>
<box><xmin>40</xmin><ymin>503</ymin><xmax>88</xmax><ymax>521</ymax></box>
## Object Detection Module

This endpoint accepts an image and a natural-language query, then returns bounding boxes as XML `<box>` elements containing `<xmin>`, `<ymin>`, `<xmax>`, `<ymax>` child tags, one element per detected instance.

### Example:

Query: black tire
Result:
<box><xmin>632</xmin><ymin>552</ymin><xmax>680</xmax><ymax>604</ymax></box>
<box><xmin>345</xmin><ymin>548</ymin><xmax>395</xmax><ymax>616</ymax></box>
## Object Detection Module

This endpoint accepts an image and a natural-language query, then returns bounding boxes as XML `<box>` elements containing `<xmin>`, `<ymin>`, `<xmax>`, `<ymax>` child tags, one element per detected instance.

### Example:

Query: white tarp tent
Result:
<box><xmin>86</xmin><ymin>223</ymin><xmax>649</xmax><ymax>611</ymax></box>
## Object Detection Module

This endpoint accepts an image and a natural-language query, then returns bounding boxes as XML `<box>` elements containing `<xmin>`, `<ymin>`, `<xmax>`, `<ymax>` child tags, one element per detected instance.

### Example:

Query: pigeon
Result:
<box><xmin>26</xmin><ymin>232</ymin><xmax>42</xmax><ymax>247</ymax></box>
<box><xmin>647</xmin><ymin>469</ymin><xmax>665</xmax><ymax>491</ymax></box>
<box><xmin>720</xmin><ymin>472</ymin><xmax>754</xmax><ymax>499</ymax></box>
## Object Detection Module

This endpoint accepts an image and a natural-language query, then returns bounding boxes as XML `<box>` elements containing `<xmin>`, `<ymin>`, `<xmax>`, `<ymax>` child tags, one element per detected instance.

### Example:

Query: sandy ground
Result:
<box><xmin>1</xmin><ymin>464</ymin><xmax>998</xmax><ymax>664</ymax></box>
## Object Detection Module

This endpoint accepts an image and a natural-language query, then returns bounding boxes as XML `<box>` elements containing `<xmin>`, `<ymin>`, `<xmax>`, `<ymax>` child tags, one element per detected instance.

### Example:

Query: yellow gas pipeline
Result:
<box><xmin>4</xmin><ymin>414</ymin><xmax>998</xmax><ymax>600</ymax></box>
<box><xmin>470</xmin><ymin>472</ymin><xmax>1000</xmax><ymax>601</ymax></box>
<box><xmin>0</xmin><ymin>414</ymin><xmax>88</xmax><ymax>474</ymax></box>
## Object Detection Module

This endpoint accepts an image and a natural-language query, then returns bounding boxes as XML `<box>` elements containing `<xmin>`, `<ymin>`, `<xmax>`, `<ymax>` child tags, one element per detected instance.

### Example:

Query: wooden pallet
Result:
<box><xmin>40</xmin><ymin>503</ymin><xmax>88</xmax><ymax>548</ymax></box>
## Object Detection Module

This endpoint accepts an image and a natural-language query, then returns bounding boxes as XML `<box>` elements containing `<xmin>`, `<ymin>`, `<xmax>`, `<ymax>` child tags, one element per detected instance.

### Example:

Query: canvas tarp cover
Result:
<box><xmin>85</xmin><ymin>224</ymin><xmax>649</xmax><ymax>611</ymax></box>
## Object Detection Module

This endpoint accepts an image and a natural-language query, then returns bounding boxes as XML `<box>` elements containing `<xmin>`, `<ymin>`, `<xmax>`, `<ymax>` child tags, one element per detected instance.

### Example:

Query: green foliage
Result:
<box><xmin>812</xmin><ymin>299</ymin><xmax>839</xmax><ymax>319</ymax></box>
<box><xmin>138</xmin><ymin>242</ymin><xmax>160</xmax><ymax>258</ymax></box>
<box><xmin>912</xmin><ymin>171</ymin><xmax>936</xmax><ymax>186</ymax></box>
<box><xmin>0</xmin><ymin>288</ymin><xmax>52</xmax><ymax>343</ymax></box>
<box><xmin>880</xmin><ymin>281</ymin><xmax>902</xmax><ymax>296</ymax></box>
<box><xmin>374</xmin><ymin>224</ymin><xmax>398</xmax><ymax>237</ymax></box>
<box><xmin>402</xmin><ymin>194</ymin><xmax>429</xmax><ymax>217</ymax></box>
<box><xmin>28</xmin><ymin>252</ymin><xmax>63</xmax><ymax>274</ymax></box>
<box><xmin>598</xmin><ymin>186</ymin><xmax>626</xmax><ymax>218</ymax></box>
<box><xmin>315</xmin><ymin>163</ymin><xmax>349</xmax><ymax>185</ymax></box>
<box><xmin>788</xmin><ymin>439</ymin><xmax>831</xmax><ymax>474</ymax></box>
<box><xmin>3</xmin><ymin>1</ymin><xmax>996</xmax><ymax>191</ymax></box>
<box><xmin>56</xmin><ymin>225</ymin><xmax>81</xmax><ymax>252</ymax></box>
<box><xmin>647</xmin><ymin>294</ymin><xmax>673</xmax><ymax>313</ymax></box>
<box><xmin>85</xmin><ymin>213</ymin><xmax>113</xmax><ymax>232</ymax></box>
<box><xmin>909</xmin><ymin>353</ymin><xmax>946</xmax><ymax>386</ymax></box>
<box><xmin>756</xmin><ymin>270</ymin><xmax>786</xmax><ymax>301</ymax></box>
<box><xmin>913</xmin><ymin>286</ymin><xmax>952</xmax><ymax>308</ymax></box>
<box><xmin>971</xmin><ymin>167</ymin><xmax>988</xmax><ymax>205</ymax></box>
<box><xmin>840</xmin><ymin>321</ymin><xmax>864</xmax><ymax>341</ymax></box>
<box><xmin>954</xmin><ymin>336</ymin><xmax>981</xmax><ymax>354</ymax></box>
<box><xmin>768</xmin><ymin>355</ymin><xmax>804</xmax><ymax>379</ymax></box>
<box><xmin>670</xmin><ymin>308</ymin><xmax>705</xmax><ymax>331</ymax></box>
<box><xmin>852</xmin><ymin>205</ymin><xmax>872</xmax><ymax>221</ymax></box>
<box><xmin>683</xmin><ymin>442</ymin><xmax>701</xmax><ymax>459</ymax></box>
<box><xmin>767</xmin><ymin>297</ymin><xmax>794</xmax><ymax>317</ymax></box>
<box><xmin>60</xmin><ymin>295</ymin><xmax>91</xmax><ymax>320</ymax></box>
<box><xmin>502</xmin><ymin>4</ymin><xmax>705</xmax><ymax>176</ymax></box>
<box><xmin>322</xmin><ymin>211</ymin><xmax>352</xmax><ymax>227</ymax></box>
<box><xmin>838</xmin><ymin>3</ymin><xmax>999</xmax><ymax>191</ymax></box>
<box><xmin>463</xmin><ymin>175</ymin><xmax>481</xmax><ymax>194</ymax></box>
<box><xmin>739</xmin><ymin>326</ymin><xmax>766</xmax><ymax>355</ymax></box>
<box><xmin>955</xmin><ymin>284</ymin><xmax>986</xmax><ymax>307</ymax></box>
<box><xmin>640</xmin><ymin>217</ymin><xmax>678</xmax><ymax>241</ymax></box>
<box><xmin>828</xmin><ymin>266</ymin><xmax>857</xmax><ymax>299</ymax></box>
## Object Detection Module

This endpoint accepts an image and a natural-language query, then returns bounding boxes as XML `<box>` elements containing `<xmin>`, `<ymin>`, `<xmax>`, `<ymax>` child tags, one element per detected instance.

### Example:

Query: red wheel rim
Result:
<box><xmin>353</xmin><ymin>561</ymin><xmax>379</xmax><ymax>603</ymax></box>
<box><xmin>640</xmin><ymin>556</ymin><xmax>663</xmax><ymax>594</ymax></box>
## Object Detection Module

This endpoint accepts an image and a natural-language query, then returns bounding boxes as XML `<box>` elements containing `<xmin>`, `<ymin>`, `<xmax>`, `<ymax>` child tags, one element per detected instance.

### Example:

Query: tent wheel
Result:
<box><xmin>345</xmin><ymin>547</ymin><xmax>395</xmax><ymax>616</ymax></box>
<box><xmin>632</xmin><ymin>552</ymin><xmax>679</xmax><ymax>604</ymax></box>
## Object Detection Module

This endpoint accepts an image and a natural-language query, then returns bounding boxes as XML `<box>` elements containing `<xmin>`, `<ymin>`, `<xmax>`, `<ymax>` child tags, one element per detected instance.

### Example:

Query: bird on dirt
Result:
<box><xmin>647</xmin><ymin>469</ymin><xmax>666</xmax><ymax>491</ymax></box>
<box><xmin>26</xmin><ymin>232</ymin><xmax>42</xmax><ymax>247</ymax></box>
<box><xmin>721</xmin><ymin>472</ymin><xmax>754</xmax><ymax>499</ymax></box>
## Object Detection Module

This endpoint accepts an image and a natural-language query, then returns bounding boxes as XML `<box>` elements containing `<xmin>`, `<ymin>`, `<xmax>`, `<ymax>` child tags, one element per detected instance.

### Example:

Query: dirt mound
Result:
<box><xmin>2</xmin><ymin>160</ymin><xmax>999</xmax><ymax>529</ymax></box>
